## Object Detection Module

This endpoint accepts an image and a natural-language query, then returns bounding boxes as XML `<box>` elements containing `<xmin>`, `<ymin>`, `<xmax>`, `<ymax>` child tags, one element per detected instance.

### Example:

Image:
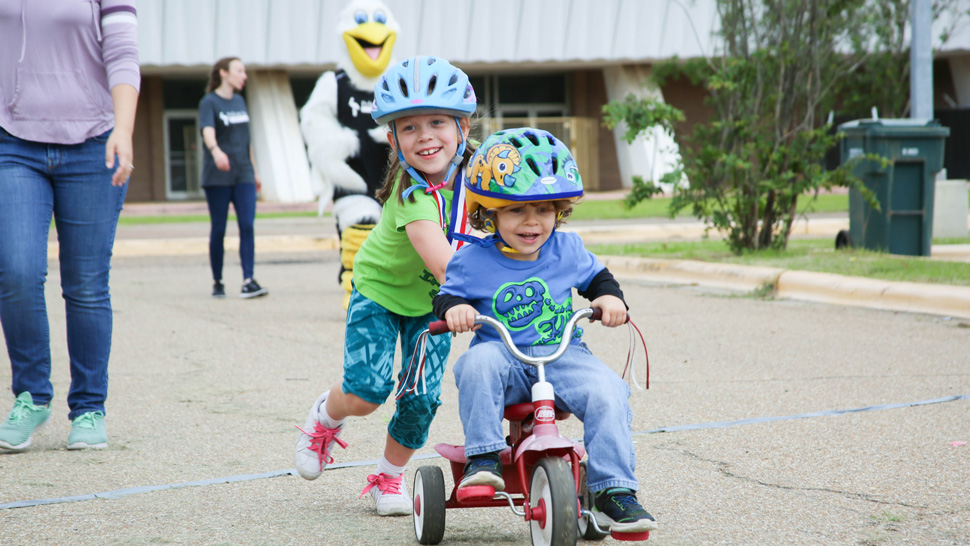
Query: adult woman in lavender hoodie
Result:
<box><xmin>0</xmin><ymin>0</ymin><xmax>140</xmax><ymax>452</ymax></box>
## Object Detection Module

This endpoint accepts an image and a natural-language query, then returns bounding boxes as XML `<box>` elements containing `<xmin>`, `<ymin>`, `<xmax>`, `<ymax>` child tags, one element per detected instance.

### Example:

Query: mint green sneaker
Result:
<box><xmin>0</xmin><ymin>391</ymin><xmax>51</xmax><ymax>452</ymax></box>
<box><xmin>67</xmin><ymin>411</ymin><xmax>107</xmax><ymax>450</ymax></box>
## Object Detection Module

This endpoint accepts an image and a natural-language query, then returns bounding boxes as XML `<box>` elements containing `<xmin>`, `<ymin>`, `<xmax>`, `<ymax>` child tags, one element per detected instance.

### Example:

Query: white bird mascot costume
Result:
<box><xmin>300</xmin><ymin>0</ymin><xmax>398</xmax><ymax>309</ymax></box>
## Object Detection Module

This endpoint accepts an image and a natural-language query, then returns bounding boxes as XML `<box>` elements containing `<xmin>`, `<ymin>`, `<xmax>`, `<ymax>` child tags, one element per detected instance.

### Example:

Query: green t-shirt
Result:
<box><xmin>353</xmin><ymin>173</ymin><xmax>452</xmax><ymax>317</ymax></box>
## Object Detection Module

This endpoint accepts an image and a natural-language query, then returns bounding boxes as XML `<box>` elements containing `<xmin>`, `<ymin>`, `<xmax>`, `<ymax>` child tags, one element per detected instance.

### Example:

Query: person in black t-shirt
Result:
<box><xmin>199</xmin><ymin>56</ymin><xmax>268</xmax><ymax>300</ymax></box>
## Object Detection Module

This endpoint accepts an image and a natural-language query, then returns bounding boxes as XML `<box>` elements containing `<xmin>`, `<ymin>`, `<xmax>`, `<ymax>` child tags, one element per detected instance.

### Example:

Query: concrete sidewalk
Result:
<box><xmin>67</xmin><ymin>204</ymin><xmax>970</xmax><ymax>320</ymax></box>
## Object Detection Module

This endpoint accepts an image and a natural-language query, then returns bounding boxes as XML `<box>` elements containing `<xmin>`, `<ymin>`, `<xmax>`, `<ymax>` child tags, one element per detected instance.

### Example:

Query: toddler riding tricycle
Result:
<box><xmin>410</xmin><ymin>307</ymin><xmax>649</xmax><ymax>546</ymax></box>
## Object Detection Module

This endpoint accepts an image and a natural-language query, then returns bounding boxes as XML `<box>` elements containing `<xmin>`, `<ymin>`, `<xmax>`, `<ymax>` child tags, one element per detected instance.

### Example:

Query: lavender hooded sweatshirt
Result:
<box><xmin>0</xmin><ymin>0</ymin><xmax>141</xmax><ymax>145</ymax></box>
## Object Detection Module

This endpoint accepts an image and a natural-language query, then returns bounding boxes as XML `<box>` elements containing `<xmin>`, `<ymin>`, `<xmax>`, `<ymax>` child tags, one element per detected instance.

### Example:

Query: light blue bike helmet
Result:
<box><xmin>372</xmin><ymin>56</ymin><xmax>477</xmax><ymax>197</ymax></box>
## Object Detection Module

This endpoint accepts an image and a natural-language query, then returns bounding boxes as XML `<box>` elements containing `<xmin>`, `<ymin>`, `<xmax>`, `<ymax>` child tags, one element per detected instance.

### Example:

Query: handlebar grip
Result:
<box><xmin>428</xmin><ymin>320</ymin><xmax>451</xmax><ymax>335</ymax></box>
<box><xmin>588</xmin><ymin>308</ymin><xmax>630</xmax><ymax>324</ymax></box>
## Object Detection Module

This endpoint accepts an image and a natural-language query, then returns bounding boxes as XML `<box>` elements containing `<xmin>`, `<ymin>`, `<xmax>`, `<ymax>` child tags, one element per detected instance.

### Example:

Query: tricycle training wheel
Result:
<box><xmin>577</xmin><ymin>461</ymin><xmax>608</xmax><ymax>540</ymax></box>
<box><xmin>529</xmin><ymin>457</ymin><xmax>578</xmax><ymax>546</ymax></box>
<box><xmin>413</xmin><ymin>466</ymin><xmax>446</xmax><ymax>545</ymax></box>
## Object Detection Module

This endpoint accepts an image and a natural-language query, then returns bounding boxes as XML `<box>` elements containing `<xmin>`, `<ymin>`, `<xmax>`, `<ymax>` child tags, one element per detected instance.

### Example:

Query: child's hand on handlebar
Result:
<box><xmin>445</xmin><ymin>304</ymin><xmax>479</xmax><ymax>334</ymax></box>
<box><xmin>590</xmin><ymin>295</ymin><xmax>628</xmax><ymax>327</ymax></box>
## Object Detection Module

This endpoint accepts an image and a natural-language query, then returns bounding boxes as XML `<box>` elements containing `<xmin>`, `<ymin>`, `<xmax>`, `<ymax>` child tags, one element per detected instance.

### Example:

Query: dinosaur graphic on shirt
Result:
<box><xmin>492</xmin><ymin>277</ymin><xmax>580</xmax><ymax>345</ymax></box>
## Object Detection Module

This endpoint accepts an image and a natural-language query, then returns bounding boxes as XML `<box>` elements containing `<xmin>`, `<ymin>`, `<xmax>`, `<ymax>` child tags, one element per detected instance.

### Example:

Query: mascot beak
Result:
<box><xmin>343</xmin><ymin>22</ymin><xmax>396</xmax><ymax>78</ymax></box>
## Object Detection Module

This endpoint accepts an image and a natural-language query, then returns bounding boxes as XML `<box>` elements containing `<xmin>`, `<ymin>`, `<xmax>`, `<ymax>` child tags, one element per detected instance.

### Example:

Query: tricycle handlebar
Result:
<box><xmin>428</xmin><ymin>308</ymin><xmax>619</xmax><ymax>367</ymax></box>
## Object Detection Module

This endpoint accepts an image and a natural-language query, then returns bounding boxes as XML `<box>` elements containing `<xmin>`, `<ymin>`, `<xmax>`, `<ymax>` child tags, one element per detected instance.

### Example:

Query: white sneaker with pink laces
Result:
<box><xmin>360</xmin><ymin>472</ymin><xmax>412</xmax><ymax>516</ymax></box>
<box><xmin>294</xmin><ymin>390</ymin><xmax>347</xmax><ymax>480</ymax></box>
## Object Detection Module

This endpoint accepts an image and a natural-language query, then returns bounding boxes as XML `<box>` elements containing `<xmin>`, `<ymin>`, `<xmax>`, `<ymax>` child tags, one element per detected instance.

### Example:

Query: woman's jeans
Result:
<box><xmin>204</xmin><ymin>184</ymin><xmax>256</xmax><ymax>282</ymax></box>
<box><xmin>454</xmin><ymin>341</ymin><xmax>638</xmax><ymax>493</ymax></box>
<box><xmin>0</xmin><ymin>128</ymin><xmax>126</xmax><ymax>419</ymax></box>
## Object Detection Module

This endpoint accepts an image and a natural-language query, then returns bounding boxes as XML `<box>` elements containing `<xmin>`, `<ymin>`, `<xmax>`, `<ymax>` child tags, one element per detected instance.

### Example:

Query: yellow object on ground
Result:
<box><xmin>340</xmin><ymin>223</ymin><xmax>375</xmax><ymax>309</ymax></box>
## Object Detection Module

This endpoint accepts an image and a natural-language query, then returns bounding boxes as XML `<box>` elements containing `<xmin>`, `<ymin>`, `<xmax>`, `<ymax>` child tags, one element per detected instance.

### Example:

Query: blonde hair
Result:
<box><xmin>468</xmin><ymin>200</ymin><xmax>576</xmax><ymax>232</ymax></box>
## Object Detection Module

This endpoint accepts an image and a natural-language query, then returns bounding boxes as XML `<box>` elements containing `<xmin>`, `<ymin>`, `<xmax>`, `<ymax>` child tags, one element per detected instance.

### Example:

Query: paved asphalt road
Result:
<box><xmin>1</xmin><ymin>218</ymin><xmax>968</xmax><ymax>545</ymax></box>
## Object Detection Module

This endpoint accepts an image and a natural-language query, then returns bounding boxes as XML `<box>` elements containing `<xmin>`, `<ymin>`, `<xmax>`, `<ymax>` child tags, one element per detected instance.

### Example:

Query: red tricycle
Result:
<box><xmin>411</xmin><ymin>307</ymin><xmax>649</xmax><ymax>546</ymax></box>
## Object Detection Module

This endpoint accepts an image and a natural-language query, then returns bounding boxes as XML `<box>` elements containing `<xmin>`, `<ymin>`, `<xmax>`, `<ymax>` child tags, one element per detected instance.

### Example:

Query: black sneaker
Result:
<box><xmin>593</xmin><ymin>488</ymin><xmax>658</xmax><ymax>532</ymax></box>
<box><xmin>459</xmin><ymin>452</ymin><xmax>505</xmax><ymax>490</ymax></box>
<box><xmin>212</xmin><ymin>281</ymin><xmax>225</xmax><ymax>298</ymax></box>
<box><xmin>240</xmin><ymin>279</ymin><xmax>268</xmax><ymax>299</ymax></box>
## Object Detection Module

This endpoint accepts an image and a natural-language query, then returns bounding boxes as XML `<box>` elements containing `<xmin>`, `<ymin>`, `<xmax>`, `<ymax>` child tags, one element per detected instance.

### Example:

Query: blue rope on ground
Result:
<box><xmin>637</xmin><ymin>394</ymin><xmax>970</xmax><ymax>434</ymax></box>
<box><xmin>2</xmin><ymin>394</ymin><xmax>967</xmax><ymax>511</ymax></box>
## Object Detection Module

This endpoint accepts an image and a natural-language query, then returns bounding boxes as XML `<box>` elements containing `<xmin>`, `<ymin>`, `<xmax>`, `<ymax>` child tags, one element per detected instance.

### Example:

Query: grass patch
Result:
<box><xmin>114</xmin><ymin>193</ymin><xmax>847</xmax><ymax>224</ymax></box>
<box><xmin>571</xmin><ymin>197</ymin><xmax>690</xmax><ymax>220</ymax></box>
<box><xmin>589</xmin><ymin>237</ymin><xmax>970</xmax><ymax>287</ymax></box>
<box><xmin>572</xmin><ymin>193</ymin><xmax>849</xmax><ymax>221</ymax></box>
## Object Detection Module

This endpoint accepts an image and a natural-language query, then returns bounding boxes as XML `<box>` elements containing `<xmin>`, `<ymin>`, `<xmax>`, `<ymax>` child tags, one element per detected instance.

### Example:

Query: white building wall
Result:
<box><xmin>138</xmin><ymin>0</ymin><xmax>721</xmax><ymax>70</ymax></box>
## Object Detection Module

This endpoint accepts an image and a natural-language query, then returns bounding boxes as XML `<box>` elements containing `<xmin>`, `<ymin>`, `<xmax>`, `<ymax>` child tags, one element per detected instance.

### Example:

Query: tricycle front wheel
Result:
<box><xmin>529</xmin><ymin>457</ymin><xmax>578</xmax><ymax>546</ymax></box>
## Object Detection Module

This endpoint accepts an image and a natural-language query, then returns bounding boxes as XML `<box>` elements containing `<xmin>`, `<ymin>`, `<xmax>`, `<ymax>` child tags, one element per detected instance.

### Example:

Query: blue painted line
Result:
<box><xmin>637</xmin><ymin>394</ymin><xmax>970</xmax><ymax>434</ymax></box>
<box><xmin>2</xmin><ymin>394</ymin><xmax>966</xmax><ymax>511</ymax></box>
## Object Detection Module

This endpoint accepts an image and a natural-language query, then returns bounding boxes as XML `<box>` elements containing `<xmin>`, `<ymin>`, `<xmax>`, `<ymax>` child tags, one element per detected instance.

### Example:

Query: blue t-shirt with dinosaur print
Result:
<box><xmin>439</xmin><ymin>231</ymin><xmax>604</xmax><ymax>347</ymax></box>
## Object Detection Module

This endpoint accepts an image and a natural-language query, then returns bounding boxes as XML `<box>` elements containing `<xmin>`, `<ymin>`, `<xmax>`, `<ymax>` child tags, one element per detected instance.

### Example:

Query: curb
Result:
<box><xmin>599</xmin><ymin>256</ymin><xmax>783</xmax><ymax>293</ymax></box>
<box><xmin>777</xmin><ymin>270</ymin><xmax>970</xmax><ymax>320</ymax></box>
<box><xmin>49</xmin><ymin>235</ymin><xmax>339</xmax><ymax>259</ymax></box>
<box><xmin>48</xmin><ymin>230</ymin><xmax>970</xmax><ymax>320</ymax></box>
<box><xmin>603</xmin><ymin>255</ymin><xmax>970</xmax><ymax>320</ymax></box>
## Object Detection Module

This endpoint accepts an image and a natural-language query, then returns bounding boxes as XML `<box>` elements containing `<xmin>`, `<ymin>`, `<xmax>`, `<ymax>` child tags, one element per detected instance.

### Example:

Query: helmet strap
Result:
<box><xmin>437</xmin><ymin>116</ymin><xmax>467</xmax><ymax>192</ymax></box>
<box><xmin>393</xmin><ymin>118</ymin><xmax>467</xmax><ymax>199</ymax></box>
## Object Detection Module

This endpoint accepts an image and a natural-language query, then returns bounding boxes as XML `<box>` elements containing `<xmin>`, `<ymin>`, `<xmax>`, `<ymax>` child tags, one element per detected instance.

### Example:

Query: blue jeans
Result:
<box><xmin>204</xmin><ymin>184</ymin><xmax>256</xmax><ymax>282</ymax></box>
<box><xmin>454</xmin><ymin>341</ymin><xmax>638</xmax><ymax>493</ymax></box>
<box><xmin>342</xmin><ymin>287</ymin><xmax>451</xmax><ymax>449</ymax></box>
<box><xmin>0</xmin><ymin>128</ymin><xmax>127</xmax><ymax>419</ymax></box>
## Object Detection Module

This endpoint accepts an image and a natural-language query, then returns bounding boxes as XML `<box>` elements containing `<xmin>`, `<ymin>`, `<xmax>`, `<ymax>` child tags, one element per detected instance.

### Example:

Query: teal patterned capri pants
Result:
<box><xmin>342</xmin><ymin>287</ymin><xmax>452</xmax><ymax>449</ymax></box>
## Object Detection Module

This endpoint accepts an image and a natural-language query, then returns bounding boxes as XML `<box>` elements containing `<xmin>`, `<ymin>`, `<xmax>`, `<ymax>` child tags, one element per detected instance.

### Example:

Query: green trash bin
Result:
<box><xmin>837</xmin><ymin>119</ymin><xmax>950</xmax><ymax>256</ymax></box>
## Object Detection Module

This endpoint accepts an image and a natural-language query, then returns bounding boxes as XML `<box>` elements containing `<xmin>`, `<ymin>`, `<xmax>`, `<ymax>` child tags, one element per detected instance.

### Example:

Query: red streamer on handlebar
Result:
<box><xmin>622</xmin><ymin>317</ymin><xmax>650</xmax><ymax>389</ymax></box>
<box><xmin>396</xmin><ymin>330</ymin><xmax>430</xmax><ymax>399</ymax></box>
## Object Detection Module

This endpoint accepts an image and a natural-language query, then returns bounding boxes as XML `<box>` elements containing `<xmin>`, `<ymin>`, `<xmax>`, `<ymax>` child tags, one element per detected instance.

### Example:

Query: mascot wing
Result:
<box><xmin>300</xmin><ymin>71</ymin><xmax>369</xmax><ymax>211</ymax></box>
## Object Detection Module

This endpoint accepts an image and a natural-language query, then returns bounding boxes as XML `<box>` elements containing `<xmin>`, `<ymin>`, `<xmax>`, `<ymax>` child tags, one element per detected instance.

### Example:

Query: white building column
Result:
<box><xmin>602</xmin><ymin>65</ymin><xmax>684</xmax><ymax>192</ymax></box>
<box><xmin>949</xmin><ymin>57</ymin><xmax>970</xmax><ymax>107</ymax></box>
<box><xmin>246</xmin><ymin>70</ymin><xmax>314</xmax><ymax>203</ymax></box>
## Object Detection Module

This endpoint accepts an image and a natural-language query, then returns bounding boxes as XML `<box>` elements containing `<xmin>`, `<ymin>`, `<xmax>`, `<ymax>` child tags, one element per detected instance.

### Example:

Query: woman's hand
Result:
<box><xmin>590</xmin><ymin>295</ymin><xmax>628</xmax><ymax>327</ymax></box>
<box><xmin>105</xmin><ymin>129</ymin><xmax>134</xmax><ymax>187</ymax></box>
<box><xmin>107</xmin><ymin>84</ymin><xmax>138</xmax><ymax>187</ymax></box>
<box><xmin>445</xmin><ymin>304</ymin><xmax>479</xmax><ymax>334</ymax></box>
<box><xmin>213</xmin><ymin>148</ymin><xmax>231</xmax><ymax>171</ymax></box>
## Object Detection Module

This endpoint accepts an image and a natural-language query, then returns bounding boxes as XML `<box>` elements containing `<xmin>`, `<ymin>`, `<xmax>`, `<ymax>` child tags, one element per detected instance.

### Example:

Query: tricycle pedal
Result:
<box><xmin>456</xmin><ymin>485</ymin><xmax>495</xmax><ymax>502</ymax></box>
<box><xmin>611</xmin><ymin>530</ymin><xmax>650</xmax><ymax>541</ymax></box>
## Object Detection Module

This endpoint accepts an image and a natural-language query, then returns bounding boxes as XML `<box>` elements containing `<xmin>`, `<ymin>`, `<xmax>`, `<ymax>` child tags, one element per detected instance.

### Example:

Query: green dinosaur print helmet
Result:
<box><xmin>464</xmin><ymin>127</ymin><xmax>583</xmax><ymax>213</ymax></box>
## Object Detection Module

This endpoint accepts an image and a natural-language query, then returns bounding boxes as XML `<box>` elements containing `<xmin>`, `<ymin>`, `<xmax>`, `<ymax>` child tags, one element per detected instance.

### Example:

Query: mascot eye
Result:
<box><xmin>496</xmin><ymin>161</ymin><xmax>509</xmax><ymax>173</ymax></box>
<box><xmin>525</xmin><ymin>287</ymin><xmax>534</xmax><ymax>297</ymax></box>
<box><xmin>566</xmin><ymin>169</ymin><xmax>577</xmax><ymax>182</ymax></box>
<box><xmin>354</xmin><ymin>10</ymin><xmax>367</xmax><ymax>24</ymax></box>
<box><xmin>374</xmin><ymin>10</ymin><xmax>387</xmax><ymax>23</ymax></box>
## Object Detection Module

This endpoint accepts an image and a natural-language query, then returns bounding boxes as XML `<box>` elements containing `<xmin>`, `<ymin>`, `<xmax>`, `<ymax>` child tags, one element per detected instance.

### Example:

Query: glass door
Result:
<box><xmin>163</xmin><ymin>110</ymin><xmax>203</xmax><ymax>200</ymax></box>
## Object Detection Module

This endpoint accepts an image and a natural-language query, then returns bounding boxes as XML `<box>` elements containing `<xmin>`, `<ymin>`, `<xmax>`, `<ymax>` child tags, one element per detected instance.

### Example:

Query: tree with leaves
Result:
<box><xmin>605</xmin><ymin>0</ymin><xmax>965</xmax><ymax>254</ymax></box>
